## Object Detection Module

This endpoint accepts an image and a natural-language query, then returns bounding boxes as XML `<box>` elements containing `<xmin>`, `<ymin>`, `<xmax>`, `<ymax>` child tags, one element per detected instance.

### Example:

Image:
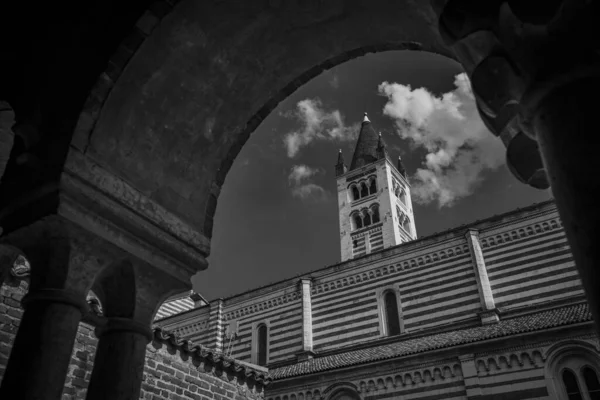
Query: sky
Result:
<box><xmin>191</xmin><ymin>51</ymin><xmax>552</xmax><ymax>300</ymax></box>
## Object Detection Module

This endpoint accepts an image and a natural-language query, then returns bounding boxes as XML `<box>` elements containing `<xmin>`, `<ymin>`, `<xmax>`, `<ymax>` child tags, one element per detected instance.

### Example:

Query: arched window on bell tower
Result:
<box><xmin>360</xmin><ymin>182</ymin><xmax>369</xmax><ymax>198</ymax></box>
<box><xmin>369</xmin><ymin>177</ymin><xmax>377</xmax><ymax>195</ymax></box>
<box><xmin>371</xmin><ymin>204</ymin><xmax>380</xmax><ymax>223</ymax></box>
<box><xmin>363</xmin><ymin>210</ymin><xmax>371</xmax><ymax>226</ymax></box>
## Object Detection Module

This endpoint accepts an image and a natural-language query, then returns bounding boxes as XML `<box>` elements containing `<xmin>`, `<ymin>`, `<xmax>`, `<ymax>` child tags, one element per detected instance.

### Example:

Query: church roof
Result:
<box><xmin>154</xmin><ymin>290</ymin><xmax>203</xmax><ymax>321</ymax></box>
<box><xmin>270</xmin><ymin>302</ymin><xmax>591</xmax><ymax>380</ymax></box>
<box><xmin>152</xmin><ymin>327</ymin><xmax>271</xmax><ymax>385</ymax></box>
<box><xmin>349</xmin><ymin>113</ymin><xmax>381</xmax><ymax>171</ymax></box>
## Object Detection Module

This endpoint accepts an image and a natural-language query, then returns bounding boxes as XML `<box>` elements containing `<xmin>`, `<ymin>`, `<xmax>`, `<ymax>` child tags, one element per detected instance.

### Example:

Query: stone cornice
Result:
<box><xmin>64</xmin><ymin>149</ymin><xmax>210</xmax><ymax>254</ymax></box>
<box><xmin>59</xmin><ymin>149</ymin><xmax>208</xmax><ymax>283</ymax></box>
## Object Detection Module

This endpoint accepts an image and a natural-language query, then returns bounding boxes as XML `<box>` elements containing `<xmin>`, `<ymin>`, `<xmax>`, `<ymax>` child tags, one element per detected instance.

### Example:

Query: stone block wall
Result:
<box><xmin>0</xmin><ymin>279</ymin><xmax>269</xmax><ymax>400</ymax></box>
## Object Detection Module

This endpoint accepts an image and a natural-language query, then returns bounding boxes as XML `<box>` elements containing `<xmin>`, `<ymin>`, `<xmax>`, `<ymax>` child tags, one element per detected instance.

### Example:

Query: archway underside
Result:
<box><xmin>79</xmin><ymin>0</ymin><xmax>456</xmax><ymax>243</ymax></box>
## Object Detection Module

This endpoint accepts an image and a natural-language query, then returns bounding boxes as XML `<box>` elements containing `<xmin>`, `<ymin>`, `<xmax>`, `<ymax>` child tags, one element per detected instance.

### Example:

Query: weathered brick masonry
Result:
<box><xmin>0</xmin><ymin>276</ymin><xmax>269</xmax><ymax>400</ymax></box>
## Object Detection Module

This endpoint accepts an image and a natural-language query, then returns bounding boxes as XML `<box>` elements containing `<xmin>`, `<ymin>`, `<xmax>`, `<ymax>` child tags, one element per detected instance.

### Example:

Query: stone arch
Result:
<box><xmin>325</xmin><ymin>383</ymin><xmax>361</xmax><ymax>400</ymax></box>
<box><xmin>77</xmin><ymin>0</ymin><xmax>459</xmax><ymax>244</ymax></box>
<box><xmin>544</xmin><ymin>340</ymin><xmax>600</xmax><ymax>400</ymax></box>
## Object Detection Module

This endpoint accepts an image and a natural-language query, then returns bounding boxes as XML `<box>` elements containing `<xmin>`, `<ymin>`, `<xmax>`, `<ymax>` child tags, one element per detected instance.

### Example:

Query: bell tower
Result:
<box><xmin>336</xmin><ymin>113</ymin><xmax>417</xmax><ymax>262</ymax></box>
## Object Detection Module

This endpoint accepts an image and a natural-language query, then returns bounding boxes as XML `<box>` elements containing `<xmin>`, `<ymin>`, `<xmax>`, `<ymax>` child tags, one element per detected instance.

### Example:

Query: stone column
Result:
<box><xmin>459</xmin><ymin>354</ymin><xmax>482</xmax><ymax>399</ymax></box>
<box><xmin>86</xmin><ymin>318</ymin><xmax>153</xmax><ymax>400</ymax></box>
<box><xmin>300</xmin><ymin>278</ymin><xmax>314</xmax><ymax>353</ymax></box>
<box><xmin>0</xmin><ymin>289</ymin><xmax>87</xmax><ymax>400</ymax></box>
<box><xmin>433</xmin><ymin>0</ymin><xmax>600</xmax><ymax>333</ymax></box>
<box><xmin>0</xmin><ymin>217</ymin><xmax>99</xmax><ymax>400</ymax></box>
<box><xmin>464</xmin><ymin>229</ymin><xmax>498</xmax><ymax>324</ymax></box>
<box><xmin>533</xmin><ymin>78</ymin><xmax>600</xmax><ymax>332</ymax></box>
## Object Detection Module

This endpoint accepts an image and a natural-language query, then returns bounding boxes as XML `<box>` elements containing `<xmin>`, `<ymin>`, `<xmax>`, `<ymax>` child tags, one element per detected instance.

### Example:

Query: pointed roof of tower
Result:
<box><xmin>336</xmin><ymin>148</ymin><xmax>345</xmax><ymax>165</ymax></box>
<box><xmin>397</xmin><ymin>156</ymin><xmax>407</xmax><ymax>178</ymax></box>
<box><xmin>376</xmin><ymin>132</ymin><xmax>389</xmax><ymax>161</ymax></box>
<box><xmin>350</xmin><ymin>113</ymin><xmax>380</xmax><ymax>170</ymax></box>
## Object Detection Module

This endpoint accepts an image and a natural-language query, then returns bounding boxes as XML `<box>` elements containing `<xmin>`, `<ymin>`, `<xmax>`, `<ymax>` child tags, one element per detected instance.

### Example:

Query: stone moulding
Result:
<box><xmin>59</xmin><ymin>148</ymin><xmax>209</xmax><ymax>280</ymax></box>
<box><xmin>152</xmin><ymin>326</ymin><xmax>272</xmax><ymax>386</ymax></box>
<box><xmin>65</xmin><ymin>149</ymin><xmax>209</xmax><ymax>252</ymax></box>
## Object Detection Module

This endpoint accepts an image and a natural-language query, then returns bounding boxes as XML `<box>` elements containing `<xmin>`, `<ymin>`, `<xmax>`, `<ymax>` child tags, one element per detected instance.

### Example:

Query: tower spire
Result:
<box><xmin>350</xmin><ymin>112</ymin><xmax>379</xmax><ymax>170</ymax></box>
<box><xmin>335</xmin><ymin>149</ymin><xmax>348</xmax><ymax>176</ymax></box>
<box><xmin>397</xmin><ymin>156</ymin><xmax>407</xmax><ymax>178</ymax></box>
<box><xmin>336</xmin><ymin>114</ymin><xmax>417</xmax><ymax>262</ymax></box>
<box><xmin>376</xmin><ymin>132</ymin><xmax>388</xmax><ymax>160</ymax></box>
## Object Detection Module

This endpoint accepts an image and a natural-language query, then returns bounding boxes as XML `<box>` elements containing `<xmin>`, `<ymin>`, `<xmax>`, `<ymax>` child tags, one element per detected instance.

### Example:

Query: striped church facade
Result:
<box><xmin>155</xmin><ymin>199</ymin><xmax>598</xmax><ymax>400</ymax></box>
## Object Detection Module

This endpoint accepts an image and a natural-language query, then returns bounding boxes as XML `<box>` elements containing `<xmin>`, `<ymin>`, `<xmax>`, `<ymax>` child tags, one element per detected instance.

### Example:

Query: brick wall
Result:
<box><xmin>0</xmin><ymin>276</ymin><xmax>26</xmax><ymax>382</ymax></box>
<box><xmin>0</xmin><ymin>279</ymin><xmax>268</xmax><ymax>400</ymax></box>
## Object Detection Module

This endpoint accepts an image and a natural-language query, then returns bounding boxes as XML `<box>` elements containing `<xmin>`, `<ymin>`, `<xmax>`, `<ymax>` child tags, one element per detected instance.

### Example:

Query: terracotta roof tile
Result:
<box><xmin>271</xmin><ymin>303</ymin><xmax>591</xmax><ymax>380</ymax></box>
<box><xmin>153</xmin><ymin>327</ymin><xmax>272</xmax><ymax>385</ymax></box>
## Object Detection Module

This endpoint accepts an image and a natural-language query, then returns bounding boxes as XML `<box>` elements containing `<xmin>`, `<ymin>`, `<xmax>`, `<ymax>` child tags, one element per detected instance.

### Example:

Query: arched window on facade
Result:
<box><xmin>563</xmin><ymin>369</ymin><xmax>583</xmax><ymax>400</ymax></box>
<box><xmin>369</xmin><ymin>177</ymin><xmax>377</xmax><ymax>195</ymax></box>
<box><xmin>351</xmin><ymin>185</ymin><xmax>359</xmax><ymax>201</ymax></box>
<box><xmin>360</xmin><ymin>182</ymin><xmax>369</xmax><ymax>198</ymax></box>
<box><xmin>330</xmin><ymin>389</ymin><xmax>361</xmax><ymax>400</ymax></box>
<box><xmin>371</xmin><ymin>204</ymin><xmax>380</xmax><ymax>223</ymax></box>
<box><xmin>547</xmin><ymin>344</ymin><xmax>600</xmax><ymax>400</ymax></box>
<box><xmin>256</xmin><ymin>324</ymin><xmax>268</xmax><ymax>366</ymax></box>
<box><xmin>383</xmin><ymin>291</ymin><xmax>401</xmax><ymax>336</ymax></box>
<box><xmin>584</xmin><ymin>367</ymin><xmax>600</xmax><ymax>399</ymax></box>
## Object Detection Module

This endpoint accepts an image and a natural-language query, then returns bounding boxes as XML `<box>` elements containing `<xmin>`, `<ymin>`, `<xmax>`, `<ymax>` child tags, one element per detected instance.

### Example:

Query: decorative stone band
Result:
<box><xmin>21</xmin><ymin>288</ymin><xmax>89</xmax><ymax>314</ymax></box>
<box><xmin>152</xmin><ymin>327</ymin><xmax>272</xmax><ymax>386</ymax></box>
<box><xmin>95</xmin><ymin>317</ymin><xmax>154</xmax><ymax>342</ymax></box>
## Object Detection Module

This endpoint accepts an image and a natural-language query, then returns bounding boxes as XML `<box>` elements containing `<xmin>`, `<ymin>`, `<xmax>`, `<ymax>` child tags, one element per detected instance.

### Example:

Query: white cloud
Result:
<box><xmin>282</xmin><ymin>98</ymin><xmax>357</xmax><ymax>158</ymax></box>
<box><xmin>378</xmin><ymin>73</ymin><xmax>505</xmax><ymax>208</ymax></box>
<box><xmin>288</xmin><ymin>165</ymin><xmax>328</xmax><ymax>202</ymax></box>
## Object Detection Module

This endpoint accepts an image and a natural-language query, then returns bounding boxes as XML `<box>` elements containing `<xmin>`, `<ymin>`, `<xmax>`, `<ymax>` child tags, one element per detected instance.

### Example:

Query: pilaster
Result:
<box><xmin>465</xmin><ymin>229</ymin><xmax>499</xmax><ymax>324</ymax></box>
<box><xmin>459</xmin><ymin>354</ymin><xmax>482</xmax><ymax>399</ymax></box>
<box><xmin>208</xmin><ymin>299</ymin><xmax>224</xmax><ymax>352</ymax></box>
<box><xmin>297</xmin><ymin>279</ymin><xmax>315</xmax><ymax>361</ymax></box>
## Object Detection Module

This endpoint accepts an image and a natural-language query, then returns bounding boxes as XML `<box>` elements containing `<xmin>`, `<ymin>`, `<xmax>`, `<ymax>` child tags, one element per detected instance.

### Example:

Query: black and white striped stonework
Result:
<box><xmin>481</xmin><ymin>215</ymin><xmax>582</xmax><ymax>310</ymax></box>
<box><xmin>154</xmin><ymin>295</ymin><xmax>195</xmax><ymax>320</ymax></box>
<box><xmin>154</xmin><ymin>200</ymin><xmax>586</xmax><ymax>371</ymax></box>
<box><xmin>227</xmin><ymin>296</ymin><xmax>303</xmax><ymax>363</ymax></box>
<box><xmin>310</xmin><ymin>244</ymin><xmax>477</xmax><ymax>352</ymax></box>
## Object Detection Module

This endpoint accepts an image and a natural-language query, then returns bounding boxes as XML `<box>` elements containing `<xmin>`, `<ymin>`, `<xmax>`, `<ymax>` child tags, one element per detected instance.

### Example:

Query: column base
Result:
<box><xmin>478</xmin><ymin>309</ymin><xmax>500</xmax><ymax>325</ymax></box>
<box><xmin>296</xmin><ymin>350</ymin><xmax>316</xmax><ymax>362</ymax></box>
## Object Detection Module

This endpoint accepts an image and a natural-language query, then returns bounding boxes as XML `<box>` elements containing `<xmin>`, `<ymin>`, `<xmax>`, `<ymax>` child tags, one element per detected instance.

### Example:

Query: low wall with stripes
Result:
<box><xmin>265</xmin><ymin>335</ymin><xmax>600</xmax><ymax>400</ymax></box>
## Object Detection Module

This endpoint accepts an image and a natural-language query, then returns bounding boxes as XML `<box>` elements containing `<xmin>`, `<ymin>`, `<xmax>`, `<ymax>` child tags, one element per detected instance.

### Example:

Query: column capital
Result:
<box><xmin>464</xmin><ymin>228</ymin><xmax>479</xmax><ymax>238</ymax></box>
<box><xmin>458</xmin><ymin>354</ymin><xmax>475</xmax><ymax>363</ymax></box>
<box><xmin>299</xmin><ymin>277</ymin><xmax>312</xmax><ymax>286</ymax></box>
<box><xmin>95</xmin><ymin>317</ymin><xmax>154</xmax><ymax>342</ymax></box>
<box><xmin>22</xmin><ymin>288</ymin><xmax>88</xmax><ymax>313</ymax></box>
